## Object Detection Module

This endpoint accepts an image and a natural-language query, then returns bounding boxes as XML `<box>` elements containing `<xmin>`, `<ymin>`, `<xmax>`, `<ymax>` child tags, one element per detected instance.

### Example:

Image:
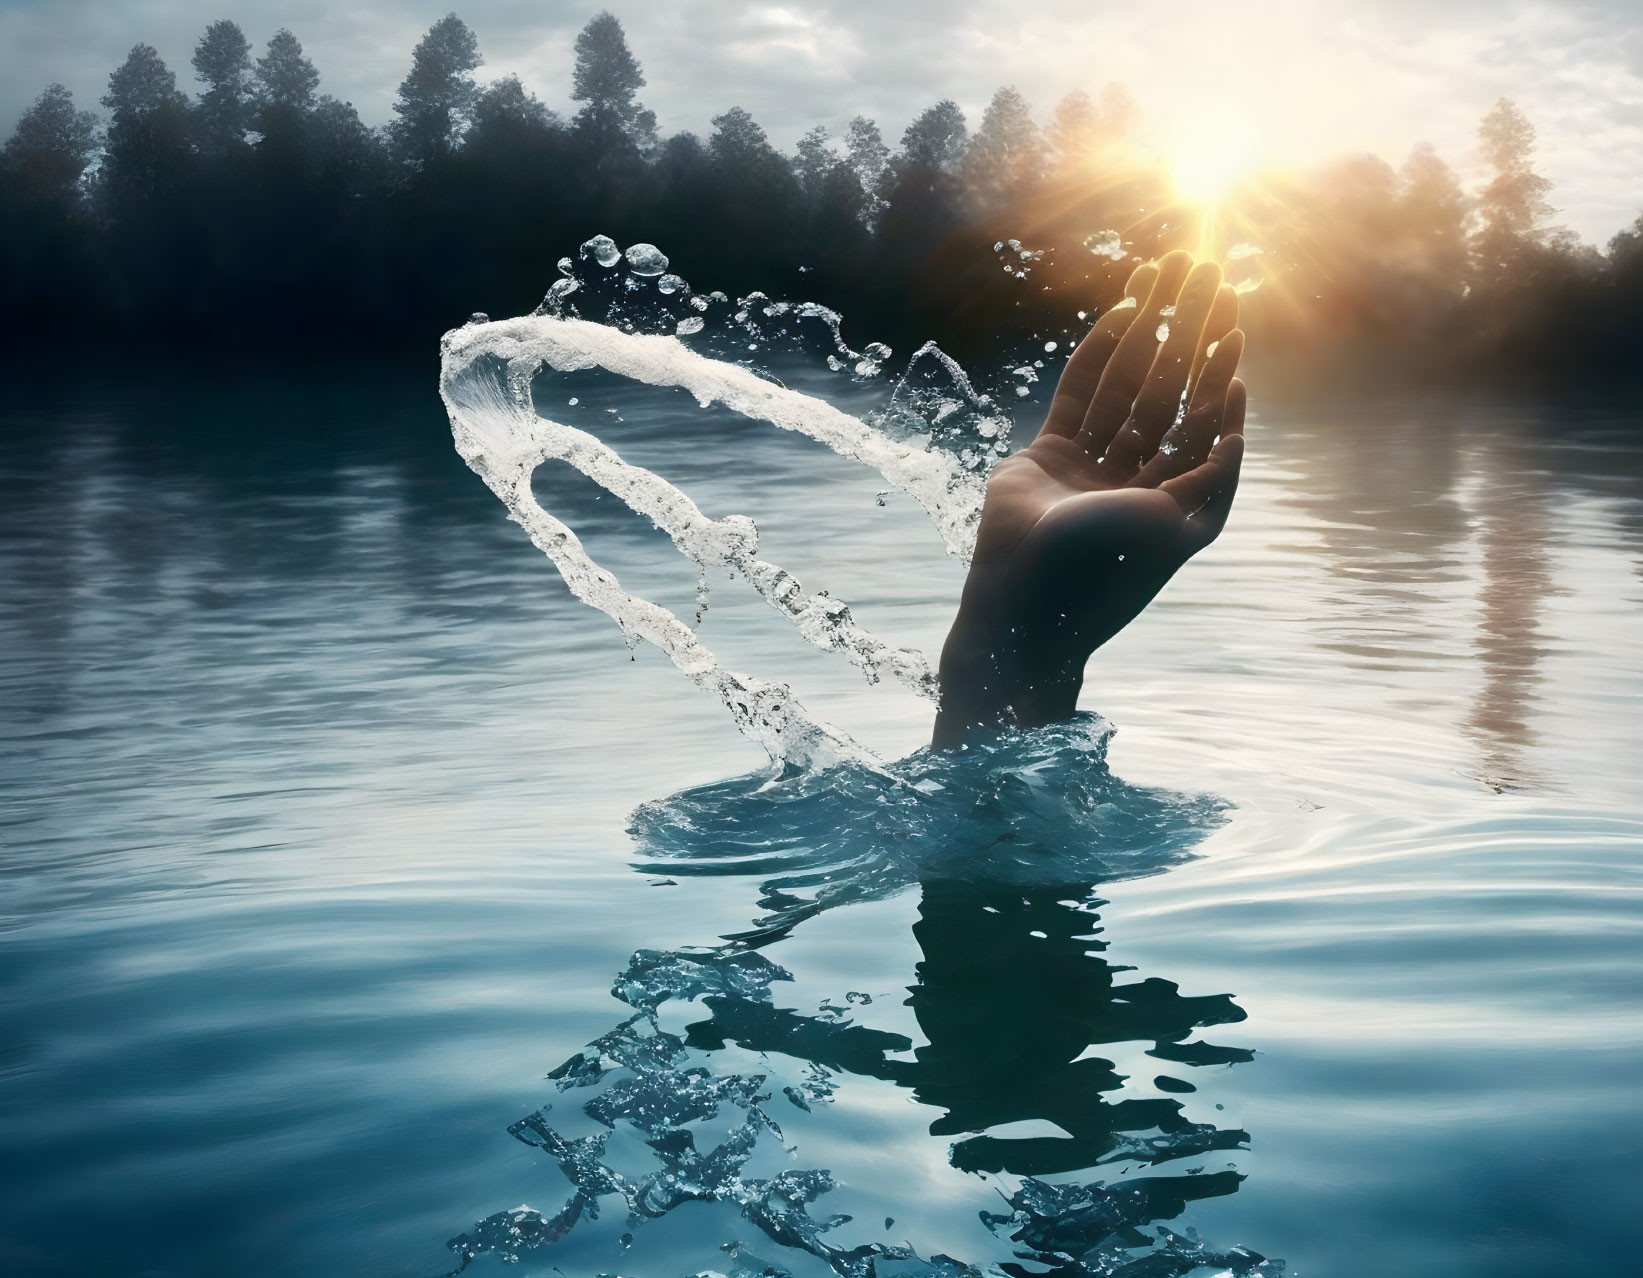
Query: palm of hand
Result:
<box><xmin>934</xmin><ymin>252</ymin><xmax>1248</xmax><ymax>745</ymax></box>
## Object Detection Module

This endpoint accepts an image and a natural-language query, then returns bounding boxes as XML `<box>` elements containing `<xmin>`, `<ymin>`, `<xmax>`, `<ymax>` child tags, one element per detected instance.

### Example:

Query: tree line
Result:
<box><xmin>2</xmin><ymin>9</ymin><xmax>1639</xmax><ymax>381</ymax></box>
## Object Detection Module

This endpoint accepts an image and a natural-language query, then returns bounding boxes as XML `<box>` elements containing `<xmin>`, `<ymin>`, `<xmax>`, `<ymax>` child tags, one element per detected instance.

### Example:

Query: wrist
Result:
<box><xmin>933</xmin><ymin>606</ymin><xmax>1085</xmax><ymax>747</ymax></box>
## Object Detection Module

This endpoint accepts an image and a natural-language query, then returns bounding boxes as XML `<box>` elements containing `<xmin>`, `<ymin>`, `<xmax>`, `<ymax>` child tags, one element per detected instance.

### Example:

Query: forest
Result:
<box><xmin>3</xmin><ymin>9</ymin><xmax>1640</xmax><ymax>381</ymax></box>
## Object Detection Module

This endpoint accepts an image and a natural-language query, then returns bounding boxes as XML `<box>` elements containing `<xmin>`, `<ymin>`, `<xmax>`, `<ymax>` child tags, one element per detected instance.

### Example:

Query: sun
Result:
<box><xmin>1164</xmin><ymin>105</ymin><xmax>1260</xmax><ymax>207</ymax></box>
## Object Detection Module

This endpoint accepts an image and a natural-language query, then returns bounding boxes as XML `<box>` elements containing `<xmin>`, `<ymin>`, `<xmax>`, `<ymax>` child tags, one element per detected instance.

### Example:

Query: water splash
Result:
<box><xmin>446</xmin><ymin>722</ymin><xmax>1281</xmax><ymax>1277</ymax></box>
<box><xmin>630</xmin><ymin>713</ymin><xmax>1224</xmax><ymax>941</ymax></box>
<box><xmin>993</xmin><ymin>237</ymin><xmax>1046</xmax><ymax>279</ymax></box>
<box><xmin>440</xmin><ymin>239</ymin><xmax>996</xmax><ymax>766</ymax></box>
<box><xmin>1085</xmin><ymin>229</ymin><xmax>1129</xmax><ymax>261</ymax></box>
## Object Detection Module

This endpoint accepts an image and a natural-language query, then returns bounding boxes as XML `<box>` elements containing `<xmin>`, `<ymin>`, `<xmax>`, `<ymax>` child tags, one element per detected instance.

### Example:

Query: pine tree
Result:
<box><xmin>709</xmin><ymin>107</ymin><xmax>785</xmax><ymax>179</ymax></box>
<box><xmin>256</xmin><ymin>30</ymin><xmax>320</xmax><ymax>114</ymax></box>
<box><xmin>793</xmin><ymin>125</ymin><xmax>836</xmax><ymax>200</ymax></box>
<box><xmin>251</xmin><ymin>30</ymin><xmax>322</xmax><ymax>180</ymax></box>
<box><xmin>844</xmin><ymin>117</ymin><xmax>888</xmax><ymax>187</ymax></box>
<box><xmin>308</xmin><ymin>96</ymin><xmax>382</xmax><ymax>188</ymax></box>
<box><xmin>100</xmin><ymin>44</ymin><xmax>191</xmax><ymax>205</ymax></box>
<box><xmin>897</xmin><ymin>100</ymin><xmax>968</xmax><ymax>171</ymax></box>
<box><xmin>192</xmin><ymin>19</ymin><xmax>253</xmax><ymax>151</ymax></box>
<box><xmin>1050</xmin><ymin>90</ymin><xmax>1099</xmax><ymax>179</ymax></box>
<box><xmin>2</xmin><ymin>84</ymin><xmax>100</xmax><ymax>205</ymax></box>
<box><xmin>1474</xmin><ymin>97</ymin><xmax>1554</xmax><ymax>286</ymax></box>
<box><xmin>471</xmin><ymin>77</ymin><xmax>553</xmax><ymax>137</ymax></box>
<box><xmin>963</xmin><ymin>86</ymin><xmax>1044</xmax><ymax>210</ymax></box>
<box><xmin>1399</xmin><ymin>142</ymin><xmax>1469</xmax><ymax>282</ymax></box>
<box><xmin>392</xmin><ymin>13</ymin><xmax>482</xmax><ymax>167</ymax></box>
<box><xmin>570</xmin><ymin>12</ymin><xmax>654</xmax><ymax>154</ymax></box>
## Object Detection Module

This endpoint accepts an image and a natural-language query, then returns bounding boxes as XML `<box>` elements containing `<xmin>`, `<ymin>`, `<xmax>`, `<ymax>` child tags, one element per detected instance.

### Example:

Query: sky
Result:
<box><xmin>2</xmin><ymin>0</ymin><xmax>1641</xmax><ymax>243</ymax></box>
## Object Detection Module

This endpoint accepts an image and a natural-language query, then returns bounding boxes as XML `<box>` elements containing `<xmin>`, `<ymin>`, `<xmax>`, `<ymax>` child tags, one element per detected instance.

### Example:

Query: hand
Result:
<box><xmin>932</xmin><ymin>251</ymin><xmax>1247</xmax><ymax>747</ymax></box>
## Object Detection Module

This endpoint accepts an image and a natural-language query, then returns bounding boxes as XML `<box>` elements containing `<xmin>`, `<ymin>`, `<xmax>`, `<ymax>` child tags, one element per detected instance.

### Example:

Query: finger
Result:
<box><xmin>1222</xmin><ymin>376</ymin><xmax>1246</xmax><ymax>436</ymax></box>
<box><xmin>1168</xmin><ymin>400</ymin><xmax>1246</xmax><ymax>548</ymax></box>
<box><xmin>1133</xmin><ymin>329</ymin><xmax>1245</xmax><ymax>485</ymax></box>
<box><xmin>1186</xmin><ymin>285</ymin><xmax>1239</xmax><ymax>398</ymax></box>
<box><xmin>1038</xmin><ymin>264</ymin><xmax>1159</xmax><ymax>440</ymax></box>
<box><xmin>1123</xmin><ymin>260</ymin><xmax>1159</xmax><ymax>300</ymax></box>
<box><xmin>1100</xmin><ymin>259</ymin><xmax>1224</xmax><ymax>478</ymax></box>
<box><xmin>1073</xmin><ymin>250</ymin><xmax>1193</xmax><ymax>458</ymax></box>
<box><xmin>1184</xmin><ymin>443</ymin><xmax>1243</xmax><ymax>550</ymax></box>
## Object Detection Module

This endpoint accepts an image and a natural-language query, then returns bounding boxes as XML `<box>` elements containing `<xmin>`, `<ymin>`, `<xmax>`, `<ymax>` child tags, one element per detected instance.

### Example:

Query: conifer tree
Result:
<box><xmin>843</xmin><ymin>116</ymin><xmax>889</xmax><ymax>226</ymax></box>
<box><xmin>1399</xmin><ymin>141</ymin><xmax>1470</xmax><ymax>282</ymax></box>
<box><xmin>570</xmin><ymin>11</ymin><xmax>655</xmax><ymax>154</ymax></box>
<box><xmin>1050</xmin><ymin>90</ymin><xmax>1099</xmax><ymax>179</ymax></box>
<box><xmin>256</xmin><ymin>30</ymin><xmax>320</xmax><ymax>115</ymax></box>
<box><xmin>963</xmin><ymin>86</ymin><xmax>1044</xmax><ymax>211</ymax></box>
<box><xmin>100</xmin><ymin>44</ymin><xmax>191</xmax><ymax>205</ymax></box>
<box><xmin>392</xmin><ymin>13</ymin><xmax>482</xmax><ymax>167</ymax></box>
<box><xmin>897</xmin><ymin>100</ymin><xmax>968</xmax><ymax>171</ymax></box>
<box><xmin>1</xmin><ymin>84</ymin><xmax>99</xmax><ymax>205</ymax></box>
<box><xmin>192</xmin><ymin>19</ymin><xmax>253</xmax><ymax>151</ymax></box>
<box><xmin>1474</xmin><ymin>97</ymin><xmax>1555</xmax><ymax>286</ymax></box>
<box><xmin>794</xmin><ymin>125</ymin><xmax>837</xmax><ymax>199</ymax></box>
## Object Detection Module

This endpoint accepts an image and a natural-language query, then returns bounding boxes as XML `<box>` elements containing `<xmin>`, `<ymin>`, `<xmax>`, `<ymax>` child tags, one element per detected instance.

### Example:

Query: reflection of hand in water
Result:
<box><xmin>907</xmin><ymin>880</ymin><xmax>1250</xmax><ymax>1183</ymax></box>
<box><xmin>448</xmin><ymin>731</ymin><xmax>1281</xmax><ymax>1277</ymax></box>
<box><xmin>936</xmin><ymin>251</ymin><xmax>1248</xmax><ymax>746</ymax></box>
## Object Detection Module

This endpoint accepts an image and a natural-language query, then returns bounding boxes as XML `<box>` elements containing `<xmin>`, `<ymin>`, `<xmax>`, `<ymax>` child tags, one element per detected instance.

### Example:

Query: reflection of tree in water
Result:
<box><xmin>1265</xmin><ymin>395</ymin><xmax>1473</xmax><ymax>666</ymax></box>
<box><xmin>447</xmin><ymin>720</ymin><xmax>1281</xmax><ymax>1276</ymax></box>
<box><xmin>1258</xmin><ymin>395</ymin><xmax>1575</xmax><ymax>790</ymax></box>
<box><xmin>1465</xmin><ymin>448</ymin><xmax>1554</xmax><ymax>791</ymax></box>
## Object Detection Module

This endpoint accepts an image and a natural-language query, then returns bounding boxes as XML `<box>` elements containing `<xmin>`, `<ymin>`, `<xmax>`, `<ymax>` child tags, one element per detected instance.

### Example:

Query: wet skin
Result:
<box><xmin>933</xmin><ymin>251</ymin><xmax>1248</xmax><ymax>747</ymax></box>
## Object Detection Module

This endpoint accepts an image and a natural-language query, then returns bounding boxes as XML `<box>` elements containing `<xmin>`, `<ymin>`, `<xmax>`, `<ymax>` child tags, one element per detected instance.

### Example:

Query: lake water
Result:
<box><xmin>2</xmin><ymin>355</ymin><xmax>1641</xmax><ymax>1277</ymax></box>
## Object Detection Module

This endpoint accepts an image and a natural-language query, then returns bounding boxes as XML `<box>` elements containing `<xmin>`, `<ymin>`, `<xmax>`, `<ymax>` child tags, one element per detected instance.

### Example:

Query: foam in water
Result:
<box><xmin>439</xmin><ymin>238</ymin><xmax>994</xmax><ymax>766</ymax></box>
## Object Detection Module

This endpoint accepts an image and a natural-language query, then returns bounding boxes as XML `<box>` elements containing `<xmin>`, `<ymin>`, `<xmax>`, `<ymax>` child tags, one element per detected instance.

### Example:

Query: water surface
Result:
<box><xmin>2</xmin><ymin>361</ymin><xmax>1641</xmax><ymax>1276</ymax></box>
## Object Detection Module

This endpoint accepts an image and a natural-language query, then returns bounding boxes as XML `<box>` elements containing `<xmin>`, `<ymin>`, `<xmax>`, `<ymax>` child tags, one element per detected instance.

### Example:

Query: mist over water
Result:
<box><xmin>2</xmin><ymin>252</ymin><xmax>1642</xmax><ymax>1277</ymax></box>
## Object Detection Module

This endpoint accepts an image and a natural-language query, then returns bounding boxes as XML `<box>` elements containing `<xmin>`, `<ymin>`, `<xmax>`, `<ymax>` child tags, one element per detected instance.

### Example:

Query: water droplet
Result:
<box><xmin>541</xmin><ymin>277</ymin><xmax>579</xmax><ymax>309</ymax></box>
<box><xmin>675</xmin><ymin>316</ymin><xmax>704</xmax><ymax>336</ymax></box>
<box><xmin>580</xmin><ymin>234</ymin><xmax>621</xmax><ymax>268</ymax></box>
<box><xmin>1014</xmin><ymin>385</ymin><xmax>1030</xmax><ymax>398</ymax></box>
<box><xmin>1084</xmin><ymin>229</ymin><xmax>1126</xmax><ymax>260</ymax></box>
<box><xmin>1043</xmin><ymin>340</ymin><xmax>1058</xmax><ymax>353</ymax></box>
<box><xmin>568</xmin><ymin>396</ymin><xmax>579</xmax><ymax>406</ymax></box>
<box><xmin>1156</xmin><ymin>321</ymin><xmax>1170</xmax><ymax>342</ymax></box>
<box><xmin>624</xmin><ymin>243</ymin><xmax>669</xmax><ymax>276</ymax></box>
<box><xmin>1205</xmin><ymin>340</ymin><xmax>1219</xmax><ymax>358</ymax></box>
<box><xmin>656</xmin><ymin>273</ymin><xmax>687</xmax><ymax>295</ymax></box>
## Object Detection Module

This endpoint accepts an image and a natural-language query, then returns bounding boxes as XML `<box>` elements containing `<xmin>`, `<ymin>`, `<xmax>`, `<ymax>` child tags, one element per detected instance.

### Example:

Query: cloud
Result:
<box><xmin>1</xmin><ymin>0</ymin><xmax>1638</xmax><ymax>241</ymax></box>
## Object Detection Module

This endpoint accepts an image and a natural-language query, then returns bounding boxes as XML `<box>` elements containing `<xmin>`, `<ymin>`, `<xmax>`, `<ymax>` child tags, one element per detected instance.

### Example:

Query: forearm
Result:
<box><xmin>930</xmin><ymin>604</ymin><xmax>1084</xmax><ymax>749</ymax></box>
